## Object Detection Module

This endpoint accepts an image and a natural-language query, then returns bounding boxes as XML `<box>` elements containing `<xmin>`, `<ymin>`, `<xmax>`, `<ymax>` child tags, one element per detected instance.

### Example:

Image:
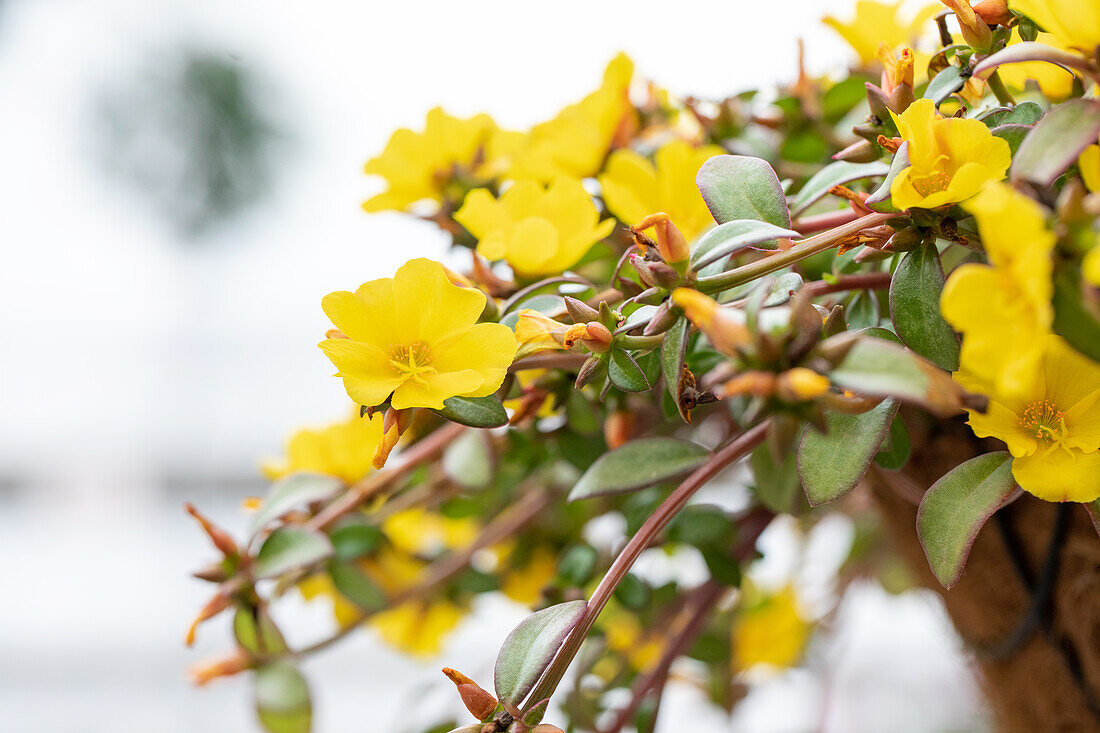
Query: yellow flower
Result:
<box><xmin>502</xmin><ymin>370</ymin><xmax>558</xmax><ymax>419</ymax></box>
<box><xmin>598</xmin><ymin>140</ymin><xmax>724</xmax><ymax>243</ymax></box>
<box><xmin>960</xmin><ymin>335</ymin><xmax>1100</xmax><ymax>502</ymax></box>
<box><xmin>382</xmin><ymin>508</ymin><xmax>480</xmax><ymax>558</ymax></box>
<box><xmin>501</xmin><ymin>547</ymin><xmax>558</xmax><ymax>606</ymax></box>
<box><xmin>1010</xmin><ymin>0</ymin><xmax>1100</xmax><ymax>54</ymax></box>
<box><xmin>513</xmin><ymin>310</ymin><xmax>569</xmax><ymax>359</ymax></box>
<box><xmin>671</xmin><ymin>288</ymin><xmax>751</xmax><ymax>356</ymax></box>
<box><xmin>940</xmin><ymin>182</ymin><xmax>1053</xmax><ymax>397</ymax></box>
<box><xmin>824</xmin><ymin>1</ymin><xmax>937</xmax><ymax>64</ymax></box>
<box><xmin>298</xmin><ymin>573</ymin><xmax>362</xmax><ymax>628</ymax></box>
<box><xmin>319</xmin><ymin>258</ymin><xmax>517</xmax><ymax>410</ymax></box>
<box><xmin>733</xmin><ymin>587</ymin><xmax>812</xmax><ymax>671</ymax></box>
<box><xmin>998</xmin><ymin>32</ymin><xmax>1078</xmax><ymax>99</ymax></box>
<box><xmin>889</xmin><ymin>99</ymin><xmax>1011</xmax><ymax>210</ymax></box>
<box><xmin>507</xmin><ymin>53</ymin><xmax>635</xmax><ymax>182</ymax></box>
<box><xmin>602</xmin><ymin>608</ymin><xmax>663</xmax><ymax>673</ymax></box>
<box><xmin>262</xmin><ymin>411</ymin><xmax>385</xmax><ymax>485</ymax></box>
<box><xmin>1079</xmin><ymin>139</ymin><xmax>1100</xmax><ymax>193</ymax></box>
<box><xmin>1085</xmin><ymin>239</ymin><xmax>1100</xmax><ymax>286</ymax></box>
<box><xmin>372</xmin><ymin>600</ymin><xmax>465</xmax><ymax>657</ymax></box>
<box><xmin>455</xmin><ymin>178</ymin><xmax>615</xmax><ymax>277</ymax></box>
<box><xmin>362</xmin><ymin>107</ymin><xmax>502</xmax><ymax>213</ymax></box>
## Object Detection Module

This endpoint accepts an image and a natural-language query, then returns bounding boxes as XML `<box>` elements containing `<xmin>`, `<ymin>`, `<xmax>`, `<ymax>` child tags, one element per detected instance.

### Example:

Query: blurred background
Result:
<box><xmin>0</xmin><ymin>0</ymin><xmax>990</xmax><ymax>730</ymax></box>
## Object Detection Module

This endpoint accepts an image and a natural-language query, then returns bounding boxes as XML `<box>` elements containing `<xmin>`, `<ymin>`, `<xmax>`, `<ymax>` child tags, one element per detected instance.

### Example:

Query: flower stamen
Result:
<box><xmin>1019</xmin><ymin>399</ymin><xmax>1068</xmax><ymax>448</ymax></box>
<box><xmin>389</xmin><ymin>342</ymin><xmax>437</xmax><ymax>384</ymax></box>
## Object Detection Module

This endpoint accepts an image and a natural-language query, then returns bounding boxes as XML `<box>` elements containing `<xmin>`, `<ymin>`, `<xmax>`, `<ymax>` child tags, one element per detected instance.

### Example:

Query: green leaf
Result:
<box><xmin>789</xmin><ymin>160</ymin><xmax>890</xmax><ymax>216</ymax></box>
<box><xmin>234</xmin><ymin>607</ymin><xmax>288</xmax><ymax>655</ymax></box>
<box><xmin>874</xmin><ymin>414</ymin><xmax>912</xmax><ymax>470</ymax></box>
<box><xmin>978</xmin><ymin>101</ymin><xmax>1044</xmax><ymax>127</ymax></box>
<box><xmin>828</xmin><ymin>337</ymin><xmax>963</xmax><ymax>416</ymax></box>
<box><xmin>916</xmin><ymin>452</ymin><xmax>1018</xmax><ymax>588</ymax></box>
<box><xmin>329</xmin><ymin>560</ymin><xmax>387</xmax><ymax>612</ymax></box>
<box><xmin>568</xmin><ymin>437</ymin><xmax>710</xmax><ymax>501</ymax></box>
<box><xmin>557</xmin><ymin>544</ymin><xmax>599</xmax><ymax>586</ymax></box>
<box><xmin>923</xmin><ymin>65</ymin><xmax>967</xmax><ymax>104</ymax></box>
<box><xmin>759</xmin><ymin>272</ymin><xmax>804</xmax><ymax>307</ymax></box>
<box><xmin>494</xmin><ymin>600</ymin><xmax>587</xmax><ymax>707</ymax></box>
<box><xmin>432</xmin><ymin>395</ymin><xmax>508</xmax><ymax>428</ymax></box>
<box><xmin>798</xmin><ymin>399</ymin><xmax>897</xmax><ymax>505</ymax></box>
<box><xmin>1012</xmin><ymin>98</ymin><xmax>1100</xmax><ymax>186</ymax></box>
<box><xmin>991</xmin><ymin>123</ymin><xmax>1031</xmax><ymax>156</ymax></box>
<box><xmin>865</xmin><ymin>143</ymin><xmax>908</xmax><ymax>213</ymax></box>
<box><xmin>250</xmin><ymin>473</ymin><xmax>343</xmax><ymax>537</ymax></box>
<box><xmin>1052</xmin><ymin>267</ymin><xmax>1100</xmax><ymax>361</ymax></box>
<box><xmin>442</xmin><ymin>429</ymin><xmax>493</xmax><ymax>489</ymax></box>
<box><xmin>701</xmin><ymin>546</ymin><xmax>743</xmax><ymax>587</ymax></box>
<box><xmin>329</xmin><ymin>522</ymin><xmax>384</xmax><ymax>561</ymax></box>
<box><xmin>255</xmin><ymin>662</ymin><xmax>311</xmax><ymax>733</ymax></box>
<box><xmin>669</xmin><ymin>505</ymin><xmax>733</xmax><ymax>546</ymax></box>
<box><xmin>613</xmin><ymin>572</ymin><xmax>650</xmax><ymax>610</ymax></box>
<box><xmin>254</xmin><ymin>527</ymin><xmax>332</xmax><ymax>578</ymax></box>
<box><xmin>661</xmin><ymin>317</ymin><xmax>689</xmax><ymax>402</ymax></box>
<box><xmin>608</xmin><ymin>349</ymin><xmax>650</xmax><ymax>393</ymax></box>
<box><xmin>888</xmin><ymin>245</ymin><xmax>960</xmax><ymax>370</ymax></box>
<box><xmin>690</xmin><ymin>220</ymin><xmax>801</xmax><ymax>268</ymax></box>
<box><xmin>750</xmin><ymin>444</ymin><xmax>802</xmax><ymax>514</ymax></box>
<box><xmin>696</xmin><ymin>155</ymin><xmax>791</xmax><ymax>228</ymax></box>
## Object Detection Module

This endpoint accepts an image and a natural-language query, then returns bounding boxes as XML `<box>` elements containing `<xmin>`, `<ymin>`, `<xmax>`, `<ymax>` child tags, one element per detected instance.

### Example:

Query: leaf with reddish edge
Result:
<box><xmin>1011</xmin><ymin>99</ymin><xmax>1100</xmax><ymax>186</ymax></box>
<box><xmin>797</xmin><ymin>399</ymin><xmax>898</xmax><ymax>506</ymax></box>
<box><xmin>696</xmin><ymin>155</ymin><xmax>790</xmax><ymax>228</ymax></box>
<box><xmin>917</xmin><ymin>452</ymin><xmax>1020</xmax><ymax>588</ymax></box>
<box><xmin>1085</xmin><ymin>500</ymin><xmax>1100</xmax><ymax>541</ymax></box>
<box><xmin>494</xmin><ymin>600</ymin><xmax>587</xmax><ymax>710</ymax></box>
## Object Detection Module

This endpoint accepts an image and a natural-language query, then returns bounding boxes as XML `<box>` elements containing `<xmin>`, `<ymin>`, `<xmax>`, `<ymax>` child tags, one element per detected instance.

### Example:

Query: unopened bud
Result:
<box><xmin>887</xmin><ymin>227</ymin><xmax>926</xmax><ymax>252</ymax></box>
<box><xmin>564</xmin><ymin>296</ymin><xmax>599</xmax><ymax>324</ymax></box>
<box><xmin>833</xmin><ymin>139</ymin><xmax>877</xmax><ymax>163</ymax></box>
<box><xmin>581</xmin><ymin>322</ymin><xmax>613</xmax><ymax>353</ymax></box>
<box><xmin>575</xmin><ymin>355</ymin><xmax>606</xmax><ymax>389</ymax></box>
<box><xmin>192</xmin><ymin>562</ymin><xmax>231</xmax><ymax>583</ymax></box>
<box><xmin>630</xmin><ymin>253</ymin><xmax>680</xmax><ymax>288</ymax></box>
<box><xmin>642</xmin><ymin>299</ymin><xmax>680</xmax><ymax>336</ymax></box>
<box><xmin>671</xmin><ymin>288</ymin><xmax>750</xmax><ymax>356</ymax></box>
<box><xmin>442</xmin><ymin>668</ymin><xmax>498</xmax><ymax>721</ymax></box>
<box><xmin>188</xmin><ymin>649</ymin><xmax>250</xmax><ymax>686</ymax></box>
<box><xmin>531</xmin><ymin>726</ymin><xmax>566</xmax><ymax>733</ymax></box>
<box><xmin>972</xmin><ymin>0</ymin><xmax>1011</xmax><ymax>25</ymax></box>
<box><xmin>634</xmin><ymin>212</ymin><xmax>690</xmax><ymax>263</ymax></box>
<box><xmin>776</xmin><ymin>367</ymin><xmax>831</xmax><ymax>402</ymax></box>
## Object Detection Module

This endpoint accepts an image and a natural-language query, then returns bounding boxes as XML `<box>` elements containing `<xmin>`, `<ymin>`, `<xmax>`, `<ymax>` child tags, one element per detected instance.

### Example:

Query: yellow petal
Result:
<box><xmin>318</xmin><ymin>338</ymin><xmax>406</xmax><ymax>407</ymax></box>
<box><xmin>1079</xmin><ymin>144</ymin><xmax>1100</xmax><ymax>194</ymax></box>
<box><xmin>390</xmin><ymin>369</ymin><xmax>484</xmax><ymax>410</ymax></box>
<box><xmin>392</xmin><ymin>258</ymin><xmax>487</xmax><ymax>344</ymax></box>
<box><xmin>1011</xmin><ymin>449</ymin><xmax>1100</xmax><ymax>503</ymax></box>
<box><xmin>322</xmin><ymin>280</ymin><xmax>397</xmax><ymax>348</ymax></box>
<box><xmin>432</xmin><ymin>322</ymin><xmax>518</xmax><ymax>397</ymax></box>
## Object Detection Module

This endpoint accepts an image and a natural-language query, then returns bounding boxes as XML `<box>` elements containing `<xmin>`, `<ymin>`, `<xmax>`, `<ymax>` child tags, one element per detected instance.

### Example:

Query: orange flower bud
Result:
<box><xmin>185</xmin><ymin>592</ymin><xmax>232</xmax><ymax>647</ymax></box>
<box><xmin>373</xmin><ymin>407</ymin><xmax>411</xmax><ymax>469</ymax></box>
<box><xmin>776</xmin><ymin>367</ymin><xmax>831</xmax><ymax>402</ymax></box>
<box><xmin>604</xmin><ymin>410</ymin><xmax>634</xmax><ymax>450</ymax></box>
<box><xmin>184</xmin><ymin>503</ymin><xmax>239</xmax><ymax>558</ymax></box>
<box><xmin>972</xmin><ymin>0</ymin><xmax>1011</xmax><ymax>26</ymax></box>
<box><xmin>635</xmin><ymin>212</ymin><xmax>690</xmax><ymax>263</ymax></box>
<box><xmin>562</xmin><ymin>324</ymin><xmax>589</xmax><ymax>349</ymax></box>
<box><xmin>940</xmin><ymin>0</ymin><xmax>992</xmax><ymax>50</ymax></box>
<box><xmin>582</xmin><ymin>322</ymin><xmax>613</xmax><ymax>353</ymax></box>
<box><xmin>718</xmin><ymin>371</ymin><xmax>777</xmax><ymax>399</ymax></box>
<box><xmin>442</xmin><ymin>668</ymin><xmax>498</xmax><ymax>721</ymax></box>
<box><xmin>671</xmin><ymin>288</ymin><xmax>750</xmax><ymax>356</ymax></box>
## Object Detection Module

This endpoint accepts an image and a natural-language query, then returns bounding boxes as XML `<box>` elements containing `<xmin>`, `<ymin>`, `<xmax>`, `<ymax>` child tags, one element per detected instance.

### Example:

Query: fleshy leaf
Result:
<box><xmin>888</xmin><ymin>245</ymin><xmax>959</xmax><ymax>371</ymax></box>
<box><xmin>690</xmin><ymin>220</ymin><xmax>800</xmax><ymax>267</ymax></box>
<box><xmin>923</xmin><ymin>65</ymin><xmax>967</xmax><ymax>104</ymax></box>
<box><xmin>608</xmin><ymin>349</ymin><xmax>650</xmax><ymax>393</ymax></box>
<box><xmin>660</xmin><ymin>317</ymin><xmax>689</xmax><ymax>402</ymax></box>
<box><xmin>432</xmin><ymin>395</ymin><xmax>509</xmax><ymax>428</ymax></box>
<box><xmin>797</xmin><ymin>399</ymin><xmax>897</xmax><ymax>505</ymax></box>
<box><xmin>1011</xmin><ymin>99</ymin><xmax>1100</xmax><ymax>186</ymax></box>
<box><xmin>250</xmin><ymin>472</ymin><xmax>344</xmax><ymax>538</ymax></box>
<box><xmin>234</xmin><ymin>607</ymin><xmax>288</xmax><ymax>655</ymax></box>
<box><xmin>254</xmin><ymin>527</ymin><xmax>333</xmax><ymax>578</ymax></box>
<box><xmin>916</xmin><ymin>452</ymin><xmax>1018</xmax><ymax>588</ymax></box>
<box><xmin>696</xmin><ymin>155</ymin><xmax>790</xmax><ymax>228</ymax></box>
<box><xmin>494</xmin><ymin>600</ymin><xmax>587</xmax><ymax>707</ymax></box>
<box><xmin>329</xmin><ymin>560</ymin><xmax>388</xmax><ymax>612</ymax></box>
<box><xmin>569</xmin><ymin>437</ymin><xmax>710</xmax><ymax>501</ymax></box>
<box><xmin>255</xmin><ymin>662</ymin><xmax>311</xmax><ymax>733</ymax></box>
<box><xmin>865</xmin><ymin>142</ymin><xmax>908</xmax><ymax>213</ymax></box>
<box><xmin>1052</xmin><ymin>267</ymin><xmax>1100</xmax><ymax>362</ymax></box>
<box><xmin>829</xmin><ymin>337</ymin><xmax>966</xmax><ymax>416</ymax></box>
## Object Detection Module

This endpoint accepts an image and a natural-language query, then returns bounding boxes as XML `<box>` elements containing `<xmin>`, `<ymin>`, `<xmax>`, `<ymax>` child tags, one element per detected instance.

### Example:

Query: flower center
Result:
<box><xmin>910</xmin><ymin>169</ymin><xmax>952</xmax><ymax>198</ymax></box>
<box><xmin>1019</xmin><ymin>399</ymin><xmax>1068</xmax><ymax>446</ymax></box>
<box><xmin>389</xmin><ymin>342</ymin><xmax>436</xmax><ymax>383</ymax></box>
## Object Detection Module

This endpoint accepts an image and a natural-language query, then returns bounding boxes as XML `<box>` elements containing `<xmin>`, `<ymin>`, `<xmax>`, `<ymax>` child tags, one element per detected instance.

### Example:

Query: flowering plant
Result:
<box><xmin>186</xmin><ymin>2</ymin><xmax>1100</xmax><ymax>731</ymax></box>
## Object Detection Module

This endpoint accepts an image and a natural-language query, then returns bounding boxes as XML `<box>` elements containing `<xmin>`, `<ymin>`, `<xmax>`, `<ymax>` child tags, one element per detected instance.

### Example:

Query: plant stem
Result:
<box><xmin>617</xmin><ymin>333</ymin><xmax>665</xmax><ymax>350</ymax></box>
<box><xmin>986</xmin><ymin>70</ymin><xmax>1016</xmax><ymax>107</ymax></box>
<box><xmin>695</xmin><ymin>212</ymin><xmax>893</xmax><ymax>295</ymax></box>
<box><xmin>523</xmin><ymin>421</ymin><xmax>771</xmax><ymax>709</ymax></box>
